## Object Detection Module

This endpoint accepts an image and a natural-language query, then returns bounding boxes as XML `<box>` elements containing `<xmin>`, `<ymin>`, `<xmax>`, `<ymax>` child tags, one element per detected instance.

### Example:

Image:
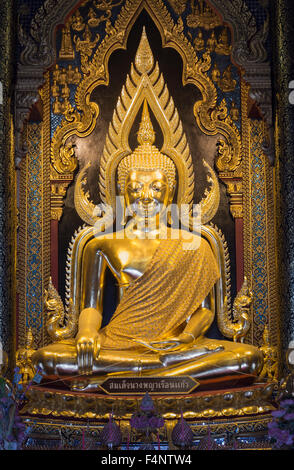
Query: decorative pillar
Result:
<box><xmin>50</xmin><ymin>180</ymin><xmax>71</xmax><ymax>289</ymax></box>
<box><xmin>0</xmin><ymin>0</ymin><xmax>16</xmax><ymax>365</ymax></box>
<box><xmin>272</xmin><ymin>0</ymin><xmax>294</xmax><ymax>356</ymax></box>
<box><xmin>225</xmin><ymin>179</ymin><xmax>244</xmax><ymax>292</ymax></box>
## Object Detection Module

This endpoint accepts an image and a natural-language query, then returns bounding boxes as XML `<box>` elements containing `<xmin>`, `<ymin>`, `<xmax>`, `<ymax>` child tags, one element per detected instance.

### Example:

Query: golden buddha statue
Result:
<box><xmin>32</xmin><ymin>101</ymin><xmax>263</xmax><ymax>391</ymax></box>
<box><xmin>32</xmin><ymin>30</ymin><xmax>263</xmax><ymax>392</ymax></box>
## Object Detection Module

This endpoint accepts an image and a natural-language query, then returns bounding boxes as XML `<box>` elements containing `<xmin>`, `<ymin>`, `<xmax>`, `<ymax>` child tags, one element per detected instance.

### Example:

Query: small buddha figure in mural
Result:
<box><xmin>215</xmin><ymin>28</ymin><xmax>232</xmax><ymax>56</ymax></box>
<box><xmin>206</xmin><ymin>30</ymin><xmax>217</xmax><ymax>52</ymax></box>
<box><xmin>211</xmin><ymin>62</ymin><xmax>221</xmax><ymax>83</ymax></box>
<box><xmin>230</xmin><ymin>101</ymin><xmax>240</xmax><ymax>122</ymax></box>
<box><xmin>219</xmin><ymin>65</ymin><xmax>237</xmax><ymax>93</ymax></box>
<box><xmin>194</xmin><ymin>29</ymin><xmax>205</xmax><ymax>51</ymax></box>
<box><xmin>32</xmin><ymin>100</ymin><xmax>263</xmax><ymax>389</ymax></box>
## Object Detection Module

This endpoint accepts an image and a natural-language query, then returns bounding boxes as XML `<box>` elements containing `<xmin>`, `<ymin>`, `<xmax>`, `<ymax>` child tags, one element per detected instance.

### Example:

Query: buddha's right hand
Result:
<box><xmin>76</xmin><ymin>330</ymin><xmax>101</xmax><ymax>375</ymax></box>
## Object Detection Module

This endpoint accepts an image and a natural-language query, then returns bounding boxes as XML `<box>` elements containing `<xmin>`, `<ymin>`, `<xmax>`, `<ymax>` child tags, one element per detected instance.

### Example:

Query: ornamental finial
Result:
<box><xmin>137</xmin><ymin>99</ymin><xmax>156</xmax><ymax>146</ymax></box>
<box><xmin>135</xmin><ymin>26</ymin><xmax>154</xmax><ymax>74</ymax></box>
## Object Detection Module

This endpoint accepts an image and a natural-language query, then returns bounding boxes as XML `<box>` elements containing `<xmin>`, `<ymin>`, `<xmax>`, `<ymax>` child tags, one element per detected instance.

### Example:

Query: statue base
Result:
<box><xmin>20</xmin><ymin>380</ymin><xmax>275</xmax><ymax>420</ymax></box>
<box><xmin>19</xmin><ymin>381</ymin><xmax>276</xmax><ymax>450</ymax></box>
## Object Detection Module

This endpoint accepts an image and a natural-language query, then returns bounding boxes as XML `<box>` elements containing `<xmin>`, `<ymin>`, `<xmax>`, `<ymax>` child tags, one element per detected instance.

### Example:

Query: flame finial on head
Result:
<box><xmin>117</xmin><ymin>99</ymin><xmax>176</xmax><ymax>194</ymax></box>
<box><xmin>135</xmin><ymin>26</ymin><xmax>154</xmax><ymax>74</ymax></box>
<box><xmin>137</xmin><ymin>99</ymin><xmax>156</xmax><ymax>145</ymax></box>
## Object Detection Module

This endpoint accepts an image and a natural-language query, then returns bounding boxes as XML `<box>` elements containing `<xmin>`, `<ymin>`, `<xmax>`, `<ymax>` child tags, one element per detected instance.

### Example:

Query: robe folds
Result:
<box><xmin>99</xmin><ymin>236</ymin><xmax>220</xmax><ymax>351</ymax></box>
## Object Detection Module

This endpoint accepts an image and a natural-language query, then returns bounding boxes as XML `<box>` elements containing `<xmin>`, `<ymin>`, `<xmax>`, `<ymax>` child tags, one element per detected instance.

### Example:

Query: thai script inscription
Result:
<box><xmin>100</xmin><ymin>376</ymin><xmax>198</xmax><ymax>395</ymax></box>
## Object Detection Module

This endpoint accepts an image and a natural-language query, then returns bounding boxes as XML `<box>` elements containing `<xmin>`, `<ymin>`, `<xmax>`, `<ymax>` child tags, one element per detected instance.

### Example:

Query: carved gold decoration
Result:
<box><xmin>87</xmin><ymin>4</ymin><xmax>115</xmax><ymax>30</ymax></box>
<box><xmin>51</xmin><ymin>0</ymin><xmax>241</xmax><ymax>220</ymax></box>
<box><xmin>53</xmin><ymin>65</ymin><xmax>66</xmax><ymax>85</ymax></box>
<box><xmin>52</xmin><ymin>65</ymin><xmax>81</xmax><ymax>115</ymax></box>
<box><xmin>59</xmin><ymin>20</ymin><xmax>75</xmax><ymax>60</ymax></box>
<box><xmin>199</xmin><ymin>160</ymin><xmax>220</xmax><ymax>224</ymax></box>
<box><xmin>207</xmin><ymin>222</ymin><xmax>232</xmax><ymax>324</ymax></box>
<box><xmin>93</xmin><ymin>0</ymin><xmax>124</xmax><ymax>10</ymax></box>
<box><xmin>58</xmin><ymin>141</ymin><xmax>77</xmax><ymax>172</ymax></box>
<box><xmin>98</xmin><ymin>28</ymin><xmax>196</xmax><ymax>213</ymax></box>
<box><xmin>16</xmin><ymin>329</ymin><xmax>36</xmax><ymax>384</ymax></box>
<box><xmin>18</xmin><ymin>117</ymin><xmax>51</xmax><ymax>348</ymax></box>
<box><xmin>73</xmin><ymin>25</ymin><xmax>100</xmax><ymax>61</ymax></box>
<box><xmin>74</xmin><ymin>163</ymin><xmax>111</xmax><ymax>227</ymax></box>
<box><xmin>21</xmin><ymin>382</ymin><xmax>275</xmax><ymax>420</ymax></box>
<box><xmin>50</xmin><ymin>181</ymin><xmax>71</xmax><ymax>220</ymax></box>
<box><xmin>259</xmin><ymin>326</ymin><xmax>278</xmax><ymax>382</ymax></box>
<box><xmin>45</xmin><ymin>277</ymin><xmax>78</xmax><ymax>342</ymax></box>
<box><xmin>71</xmin><ymin>9</ymin><xmax>85</xmax><ymax>32</ymax></box>
<box><xmin>212</xmin><ymin>99</ymin><xmax>241</xmax><ymax>172</ymax></box>
<box><xmin>206</xmin><ymin>31</ymin><xmax>217</xmax><ymax>52</ymax></box>
<box><xmin>53</xmin><ymin>64</ymin><xmax>81</xmax><ymax>86</ymax></box>
<box><xmin>187</xmin><ymin>0</ymin><xmax>222</xmax><ymax>29</ymax></box>
<box><xmin>224</xmin><ymin>179</ymin><xmax>243</xmax><ymax>219</ymax></box>
<box><xmin>193</xmin><ymin>29</ymin><xmax>204</xmax><ymax>51</ymax></box>
<box><xmin>193</xmin><ymin>86</ymin><xmax>241</xmax><ymax>175</ymax></box>
<box><xmin>39</xmin><ymin>73</ymin><xmax>52</xmax><ymax>348</ymax></box>
<box><xmin>215</xmin><ymin>27</ymin><xmax>232</xmax><ymax>56</ymax></box>
<box><xmin>211</xmin><ymin>62</ymin><xmax>221</xmax><ymax>83</ymax></box>
<box><xmin>74</xmin><ymin>29</ymin><xmax>220</xmax><ymax>226</ymax></box>
<box><xmin>21</xmin><ymin>413</ymin><xmax>273</xmax><ymax>449</ymax></box>
<box><xmin>242</xmin><ymin>94</ymin><xmax>280</xmax><ymax>351</ymax></box>
<box><xmin>218</xmin><ymin>65</ymin><xmax>237</xmax><ymax>93</ymax></box>
<box><xmin>217</xmin><ymin>277</ymin><xmax>252</xmax><ymax>342</ymax></box>
<box><xmin>168</xmin><ymin>0</ymin><xmax>187</xmax><ymax>15</ymax></box>
<box><xmin>88</xmin><ymin>8</ymin><xmax>100</xmax><ymax>28</ymax></box>
<box><xmin>230</xmin><ymin>101</ymin><xmax>240</xmax><ymax>122</ymax></box>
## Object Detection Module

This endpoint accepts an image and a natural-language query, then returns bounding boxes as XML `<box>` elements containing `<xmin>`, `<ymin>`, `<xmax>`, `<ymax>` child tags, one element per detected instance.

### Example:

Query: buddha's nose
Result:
<box><xmin>141</xmin><ymin>188</ymin><xmax>153</xmax><ymax>204</ymax></box>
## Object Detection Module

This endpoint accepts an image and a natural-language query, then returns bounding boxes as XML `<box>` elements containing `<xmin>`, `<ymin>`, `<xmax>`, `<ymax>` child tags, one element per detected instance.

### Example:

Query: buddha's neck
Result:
<box><xmin>126</xmin><ymin>216</ymin><xmax>168</xmax><ymax>239</ymax></box>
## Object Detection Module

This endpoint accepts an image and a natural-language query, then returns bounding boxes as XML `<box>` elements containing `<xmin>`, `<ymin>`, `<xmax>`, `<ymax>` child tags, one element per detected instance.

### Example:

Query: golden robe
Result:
<box><xmin>99</xmin><ymin>237</ymin><xmax>220</xmax><ymax>350</ymax></box>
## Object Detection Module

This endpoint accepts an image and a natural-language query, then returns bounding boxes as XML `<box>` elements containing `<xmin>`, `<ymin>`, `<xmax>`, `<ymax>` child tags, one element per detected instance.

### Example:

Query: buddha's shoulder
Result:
<box><xmin>83</xmin><ymin>230</ymin><xmax>135</xmax><ymax>252</ymax></box>
<box><xmin>168</xmin><ymin>227</ymin><xmax>201</xmax><ymax>242</ymax></box>
<box><xmin>169</xmin><ymin>228</ymin><xmax>213</xmax><ymax>252</ymax></box>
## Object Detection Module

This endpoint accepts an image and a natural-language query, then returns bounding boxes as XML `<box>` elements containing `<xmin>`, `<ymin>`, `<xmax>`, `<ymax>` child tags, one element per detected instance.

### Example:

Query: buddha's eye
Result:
<box><xmin>152</xmin><ymin>181</ymin><xmax>165</xmax><ymax>192</ymax></box>
<box><xmin>128</xmin><ymin>182</ymin><xmax>142</xmax><ymax>193</ymax></box>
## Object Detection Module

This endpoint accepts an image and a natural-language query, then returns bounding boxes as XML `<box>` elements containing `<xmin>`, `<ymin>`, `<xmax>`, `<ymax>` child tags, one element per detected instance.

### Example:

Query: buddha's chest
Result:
<box><xmin>104</xmin><ymin>239</ymin><xmax>161</xmax><ymax>281</ymax></box>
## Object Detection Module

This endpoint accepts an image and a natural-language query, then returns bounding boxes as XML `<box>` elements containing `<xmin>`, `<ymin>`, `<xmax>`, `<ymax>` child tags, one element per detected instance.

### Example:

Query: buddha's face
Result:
<box><xmin>124</xmin><ymin>169</ymin><xmax>172</xmax><ymax>219</ymax></box>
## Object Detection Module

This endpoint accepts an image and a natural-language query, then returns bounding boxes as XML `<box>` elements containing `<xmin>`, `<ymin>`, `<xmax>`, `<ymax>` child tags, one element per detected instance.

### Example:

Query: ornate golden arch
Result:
<box><xmin>51</xmin><ymin>0</ymin><xmax>241</xmax><ymax>188</ymax></box>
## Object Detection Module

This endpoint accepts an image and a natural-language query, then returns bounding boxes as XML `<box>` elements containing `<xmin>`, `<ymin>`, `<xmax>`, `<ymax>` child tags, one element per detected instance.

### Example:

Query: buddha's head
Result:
<box><xmin>117</xmin><ymin>100</ymin><xmax>176</xmax><ymax>220</ymax></box>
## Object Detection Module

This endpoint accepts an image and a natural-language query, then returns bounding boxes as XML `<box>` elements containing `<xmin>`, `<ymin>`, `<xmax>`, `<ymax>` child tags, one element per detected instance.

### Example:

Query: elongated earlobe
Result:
<box><xmin>121</xmin><ymin>199</ymin><xmax>127</xmax><ymax>226</ymax></box>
